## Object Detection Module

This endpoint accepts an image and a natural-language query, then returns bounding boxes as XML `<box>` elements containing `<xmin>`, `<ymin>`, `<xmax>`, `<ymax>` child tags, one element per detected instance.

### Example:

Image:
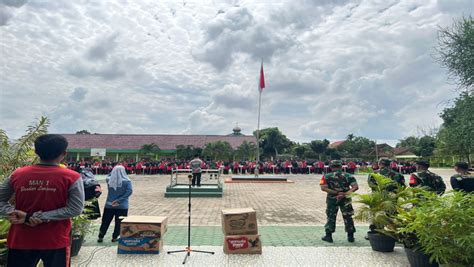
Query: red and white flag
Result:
<box><xmin>259</xmin><ymin>62</ymin><xmax>265</xmax><ymax>91</ymax></box>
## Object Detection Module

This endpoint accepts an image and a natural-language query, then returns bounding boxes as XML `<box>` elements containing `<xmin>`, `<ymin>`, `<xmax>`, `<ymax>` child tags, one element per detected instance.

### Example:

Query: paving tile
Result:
<box><xmin>84</xmin><ymin>225</ymin><xmax>374</xmax><ymax>247</ymax></box>
<box><xmin>71</xmin><ymin>246</ymin><xmax>410</xmax><ymax>267</ymax></box>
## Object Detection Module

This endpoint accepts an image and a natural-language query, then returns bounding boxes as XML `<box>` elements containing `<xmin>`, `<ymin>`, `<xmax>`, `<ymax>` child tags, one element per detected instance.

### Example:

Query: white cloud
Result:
<box><xmin>195</xmin><ymin>6</ymin><xmax>295</xmax><ymax>70</ymax></box>
<box><xmin>86</xmin><ymin>32</ymin><xmax>119</xmax><ymax>61</ymax></box>
<box><xmin>437</xmin><ymin>0</ymin><xmax>473</xmax><ymax>14</ymax></box>
<box><xmin>0</xmin><ymin>0</ymin><xmax>28</xmax><ymax>26</ymax></box>
<box><xmin>70</xmin><ymin>87</ymin><xmax>87</xmax><ymax>101</ymax></box>
<box><xmin>0</xmin><ymin>0</ymin><xmax>467</xmax><ymax>144</ymax></box>
<box><xmin>0</xmin><ymin>6</ymin><xmax>13</xmax><ymax>26</ymax></box>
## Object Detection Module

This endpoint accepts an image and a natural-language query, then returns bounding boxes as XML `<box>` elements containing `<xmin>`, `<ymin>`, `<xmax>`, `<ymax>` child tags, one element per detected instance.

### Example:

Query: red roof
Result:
<box><xmin>329</xmin><ymin>141</ymin><xmax>345</xmax><ymax>148</ymax></box>
<box><xmin>61</xmin><ymin>134</ymin><xmax>257</xmax><ymax>150</ymax></box>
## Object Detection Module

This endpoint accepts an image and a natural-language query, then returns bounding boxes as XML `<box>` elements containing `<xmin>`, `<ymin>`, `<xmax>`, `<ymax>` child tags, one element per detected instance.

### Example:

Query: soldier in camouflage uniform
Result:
<box><xmin>320</xmin><ymin>160</ymin><xmax>359</xmax><ymax>243</ymax></box>
<box><xmin>368</xmin><ymin>159</ymin><xmax>405</xmax><ymax>192</ymax></box>
<box><xmin>409</xmin><ymin>160</ymin><xmax>446</xmax><ymax>195</ymax></box>
<box><xmin>450</xmin><ymin>162</ymin><xmax>474</xmax><ymax>193</ymax></box>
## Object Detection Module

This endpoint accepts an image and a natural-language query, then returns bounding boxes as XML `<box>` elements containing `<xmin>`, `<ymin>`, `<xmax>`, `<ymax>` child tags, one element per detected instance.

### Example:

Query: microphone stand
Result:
<box><xmin>167</xmin><ymin>174</ymin><xmax>214</xmax><ymax>264</ymax></box>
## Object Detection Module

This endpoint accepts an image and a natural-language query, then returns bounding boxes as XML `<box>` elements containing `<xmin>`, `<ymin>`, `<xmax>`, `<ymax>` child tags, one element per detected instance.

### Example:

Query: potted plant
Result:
<box><xmin>0</xmin><ymin>219</ymin><xmax>10</xmax><ymax>265</ymax></box>
<box><xmin>71</xmin><ymin>212</ymin><xmax>92</xmax><ymax>257</ymax></box>
<box><xmin>393</xmin><ymin>191</ymin><xmax>474</xmax><ymax>267</ymax></box>
<box><xmin>354</xmin><ymin>173</ymin><xmax>409</xmax><ymax>252</ymax></box>
<box><xmin>386</xmin><ymin>193</ymin><xmax>436</xmax><ymax>267</ymax></box>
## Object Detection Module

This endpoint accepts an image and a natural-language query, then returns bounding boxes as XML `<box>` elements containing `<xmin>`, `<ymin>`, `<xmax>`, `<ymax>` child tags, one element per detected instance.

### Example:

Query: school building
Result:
<box><xmin>61</xmin><ymin>126</ymin><xmax>256</xmax><ymax>161</ymax></box>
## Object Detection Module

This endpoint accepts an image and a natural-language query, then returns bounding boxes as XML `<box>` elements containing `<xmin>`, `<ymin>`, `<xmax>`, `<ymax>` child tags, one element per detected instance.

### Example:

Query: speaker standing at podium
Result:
<box><xmin>190</xmin><ymin>155</ymin><xmax>203</xmax><ymax>187</ymax></box>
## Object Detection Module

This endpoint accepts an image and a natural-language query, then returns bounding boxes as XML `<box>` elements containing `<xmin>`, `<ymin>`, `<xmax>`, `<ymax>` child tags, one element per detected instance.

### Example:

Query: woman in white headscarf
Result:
<box><xmin>97</xmin><ymin>165</ymin><xmax>133</xmax><ymax>243</ymax></box>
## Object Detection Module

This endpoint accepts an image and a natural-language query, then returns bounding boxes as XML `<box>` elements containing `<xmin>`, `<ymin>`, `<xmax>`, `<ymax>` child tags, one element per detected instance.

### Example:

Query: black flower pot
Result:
<box><xmin>404</xmin><ymin>247</ymin><xmax>439</xmax><ymax>267</ymax></box>
<box><xmin>367</xmin><ymin>231</ymin><xmax>396</xmax><ymax>252</ymax></box>
<box><xmin>71</xmin><ymin>235</ymin><xmax>84</xmax><ymax>257</ymax></box>
<box><xmin>0</xmin><ymin>249</ymin><xmax>7</xmax><ymax>266</ymax></box>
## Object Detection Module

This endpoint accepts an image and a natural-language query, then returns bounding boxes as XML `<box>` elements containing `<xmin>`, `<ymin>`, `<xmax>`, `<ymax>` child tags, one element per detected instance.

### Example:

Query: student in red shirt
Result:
<box><xmin>318</xmin><ymin>161</ymin><xmax>325</xmax><ymax>174</ymax></box>
<box><xmin>0</xmin><ymin>134</ymin><xmax>85</xmax><ymax>267</ymax></box>
<box><xmin>348</xmin><ymin>161</ymin><xmax>357</xmax><ymax>174</ymax></box>
<box><xmin>233</xmin><ymin>161</ymin><xmax>239</xmax><ymax>174</ymax></box>
<box><xmin>390</xmin><ymin>161</ymin><xmax>398</xmax><ymax>172</ymax></box>
<box><xmin>136</xmin><ymin>161</ymin><xmax>143</xmax><ymax>175</ymax></box>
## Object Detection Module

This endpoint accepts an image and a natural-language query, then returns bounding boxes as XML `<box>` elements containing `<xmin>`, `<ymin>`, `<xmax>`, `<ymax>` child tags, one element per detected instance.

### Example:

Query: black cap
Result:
<box><xmin>416</xmin><ymin>160</ymin><xmax>430</xmax><ymax>168</ymax></box>
<box><xmin>454</xmin><ymin>162</ymin><xmax>468</xmax><ymax>170</ymax></box>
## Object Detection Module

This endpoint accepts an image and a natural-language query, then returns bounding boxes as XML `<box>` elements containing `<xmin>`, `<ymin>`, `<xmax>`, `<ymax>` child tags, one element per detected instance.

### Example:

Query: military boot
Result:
<box><xmin>321</xmin><ymin>233</ymin><xmax>333</xmax><ymax>243</ymax></box>
<box><xmin>348</xmin><ymin>233</ymin><xmax>355</xmax><ymax>243</ymax></box>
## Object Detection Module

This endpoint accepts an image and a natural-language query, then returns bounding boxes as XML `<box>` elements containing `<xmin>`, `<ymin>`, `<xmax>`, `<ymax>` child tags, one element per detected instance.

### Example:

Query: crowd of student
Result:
<box><xmin>65</xmin><ymin>159</ymin><xmax>418</xmax><ymax>175</ymax></box>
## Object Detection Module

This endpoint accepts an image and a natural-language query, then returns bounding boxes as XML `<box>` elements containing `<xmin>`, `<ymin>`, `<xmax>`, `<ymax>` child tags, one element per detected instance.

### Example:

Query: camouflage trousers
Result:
<box><xmin>324</xmin><ymin>197</ymin><xmax>356</xmax><ymax>234</ymax></box>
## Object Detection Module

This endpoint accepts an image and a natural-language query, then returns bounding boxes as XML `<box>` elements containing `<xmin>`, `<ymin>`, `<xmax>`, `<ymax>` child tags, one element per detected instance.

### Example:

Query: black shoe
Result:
<box><xmin>111</xmin><ymin>238</ymin><xmax>119</xmax><ymax>242</ymax></box>
<box><xmin>348</xmin><ymin>233</ymin><xmax>355</xmax><ymax>243</ymax></box>
<box><xmin>97</xmin><ymin>238</ymin><xmax>103</xmax><ymax>243</ymax></box>
<box><xmin>364</xmin><ymin>235</ymin><xmax>369</xmax><ymax>240</ymax></box>
<box><xmin>321</xmin><ymin>233</ymin><xmax>333</xmax><ymax>243</ymax></box>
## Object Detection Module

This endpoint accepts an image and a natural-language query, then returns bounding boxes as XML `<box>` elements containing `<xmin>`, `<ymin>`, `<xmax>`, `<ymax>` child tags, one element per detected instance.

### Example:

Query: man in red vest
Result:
<box><xmin>0</xmin><ymin>134</ymin><xmax>85</xmax><ymax>267</ymax></box>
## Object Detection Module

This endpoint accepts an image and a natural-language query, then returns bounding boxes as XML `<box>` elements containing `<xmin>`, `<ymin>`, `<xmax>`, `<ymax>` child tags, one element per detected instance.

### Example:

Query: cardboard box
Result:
<box><xmin>221</xmin><ymin>208</ymin><xmax>258</xmax><ymax>235</ymax></box>
<box><xmin>118</xmin><ymin>216</ymin><xmax>168</xmax><ymax>254</ymax></box>
<box><xmin>118</xmin><ymin>238</ymin><xmax>163</xmax><ymax>254</ymax></box>
<box><xmin>223</xmin><ymin>234</ymin><xmax>262</xmax><ymax>254</ymax></box>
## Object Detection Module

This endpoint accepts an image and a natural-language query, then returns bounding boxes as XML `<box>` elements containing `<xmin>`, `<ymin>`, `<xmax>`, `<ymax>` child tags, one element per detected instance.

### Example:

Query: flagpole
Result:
<box><xmin>255</xmin><ymin>59</ymin><xmax>263</xmax><ymax>177</ymax></box>
<box><xmin>256</xmin><ymin>87</ymin><xmax>262</xmax><ymax>164</ymax></box>
<box><xmin>375</xmin><ymin>139</ymin><xmax>379</xmax><ymax>161</ymax></box>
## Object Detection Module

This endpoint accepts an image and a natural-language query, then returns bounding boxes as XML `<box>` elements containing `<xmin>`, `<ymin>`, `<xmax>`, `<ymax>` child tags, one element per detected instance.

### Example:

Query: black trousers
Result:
<box><xmin>8</xmin><ymin>247</ymin><xmax>69</xmax><ymax>267</ymax></box>
<box><xmin>99</xmin><ymin>208</ymin><xmax>128</xmax><ymax>239</ymax></box>
<box><xmin>192</xmin><ymin>173</ymin><xmax>202</xmax><ymax>186</ymax></box>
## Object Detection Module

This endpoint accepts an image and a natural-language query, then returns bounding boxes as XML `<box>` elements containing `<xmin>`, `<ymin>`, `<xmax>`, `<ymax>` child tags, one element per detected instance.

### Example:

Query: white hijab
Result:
<box><xmin>108</xmin><ymin>165</ymin><xmax>130</xmax><ymax>190</ymax></box>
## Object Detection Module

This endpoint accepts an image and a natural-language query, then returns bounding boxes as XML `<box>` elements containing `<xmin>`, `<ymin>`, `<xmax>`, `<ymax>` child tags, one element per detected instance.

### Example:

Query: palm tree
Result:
<box><xmin>140</xmin><ymin>143</ymin><xmax>161</xmax><ymax>159</ymax></box>
<box><xmin>0</xmin><ymin>116</ymin><xmax>49</xmax><ymax>181</ymax></box>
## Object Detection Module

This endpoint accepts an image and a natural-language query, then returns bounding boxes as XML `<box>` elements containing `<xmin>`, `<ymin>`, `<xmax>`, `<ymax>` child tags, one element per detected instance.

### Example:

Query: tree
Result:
<box><xmin>292</xmin><ymin>143</ymin><xmax>308</xmax><ymax>159</ymax></box>
<box><xmin>436</xmin><ymin>16</ymin><xmax>474</xmax><ymax>91</ymax></box>
<box><xmin>0</xmin><ymin>116</ymin><xmax>49</xmax><ymax>180</ymax></box>
<box><xmin>346</xmin><ymin>134</ymin><xmax>355</xmax><ymax>141</ymax></box>
<box><xmin>253</xmin><ymin>127</ymin><xmax>292</xmax><ymax>159</ymax></box>
<box><xmin>437</xmin><ymin>92</ymin><xmax>474</xmax><ymax>165</ymax></box>
<box><xmin>303</xmin><ymin>149</ymin><xmax>318</xmax><ymax>159</ymax></box>
<box><xmin>325</xmin><ymin>148</ymin><xmax>341</xmax><ymax>160</ymax></box>
<box><xmin>202</xmin><ymin>141</ymin><xmax>234</xmax><ymax>161</ymax></box>
<box><xmin>414</xmin><ymin>136</ymin><xmax>436</xmax><ymax>158</ymax></box>
<box><xmin>396</xmin><ymin>136</ymin><xmax>419</xmax><ymax>148</ymax></box>
<box><xmin>140</xmin><ymin>143</ymin><xmax>160</xmax><ymax>158</ymax></box>
<box><xmin>75</xmin><ymin>130</ymin><xmax>91</xmax><ymax>134</ymax></box>
<box><xmin>337</xmin><ymin>134</ymin><xmax>375</xmax><ymax>159</ymax></box>
<box><xmin>397</xmin><ymin>135</ymin><xmax>437</xmax><ymax>158</ymax></box>
<box><xmin>235</xmin><ymin>141</ymin><xmax>257</xmax><ymax>160</ymax></box>
<box><xmin>309</xmin><ymin>139</ymin><xmax>330</xmax><ymax>159</ymax></box>
<box><xmin>176</xmin><ymin>145</ymin><xmax>200</xmax><ymax>160</ymax></box>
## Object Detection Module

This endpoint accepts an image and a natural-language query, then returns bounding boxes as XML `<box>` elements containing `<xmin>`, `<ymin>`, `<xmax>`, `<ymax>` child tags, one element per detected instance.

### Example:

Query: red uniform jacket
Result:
<box><xmin>8</xmin><ymin>165</ymin><xmax>80</xmax><ymax>249</ymax></box>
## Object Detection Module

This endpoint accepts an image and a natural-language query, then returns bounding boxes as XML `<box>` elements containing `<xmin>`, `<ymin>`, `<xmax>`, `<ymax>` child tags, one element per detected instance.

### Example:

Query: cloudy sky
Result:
<box><xmin>0</xmin><ymin>0</ymin><xmax>472</xmax><ymax>145</ymax></box>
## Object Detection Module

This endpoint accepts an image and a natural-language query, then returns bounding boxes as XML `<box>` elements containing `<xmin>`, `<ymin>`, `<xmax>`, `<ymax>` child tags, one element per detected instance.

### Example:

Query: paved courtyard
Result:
<box><xmin>73</xmin><ymin>168</ymin><xmax>455</xmax><ymax>266</ymax></box>
<box><xmin>94</xmin><ymin>168</ymin><xmax>455</xmax><ymax>226</ymax></box>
